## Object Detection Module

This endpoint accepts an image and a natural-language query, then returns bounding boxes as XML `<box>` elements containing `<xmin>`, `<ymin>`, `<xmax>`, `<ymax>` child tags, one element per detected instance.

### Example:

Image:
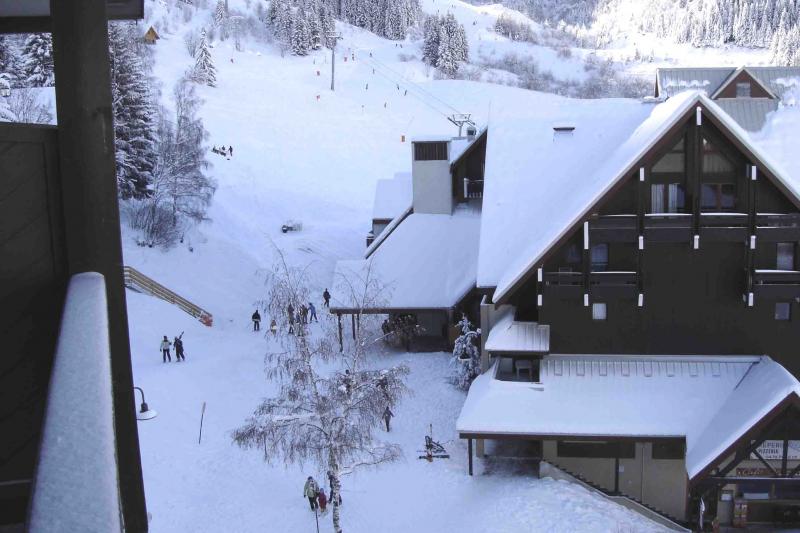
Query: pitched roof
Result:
<box><xmin>486</xmin><ymin>91</ymin><xmax>800</xmax><ymax>304</ymax></box>
<box><xmin>715</xmin><ymin>98</ymin><xmax>779</xmax><ymax>132</ymax></box>
<box><xmin>456</xmin><ymin>354</ymin><xmax>800</xmax><ymax>480</ymax></box>
<box><xmin>709</xmin><ymin>66</ymin><xmax>777</xmax><ymax>99</ymax></box>
<box><xmin>657</xmin><ymin>66</ymin><xmax>800</xmax><ymax>100</ymax></box>
<box><xmin>332</xmin><ymin>207</ymin><xmax>480</xmax><ymax>311</ymax></box>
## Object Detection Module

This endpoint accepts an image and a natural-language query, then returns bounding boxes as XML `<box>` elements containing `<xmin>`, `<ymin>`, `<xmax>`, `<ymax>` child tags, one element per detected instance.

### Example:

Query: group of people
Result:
<box><xmin>303</xmin><ymin>472</ymin><xmax>342</xmax><ymax>514</ymax></box>
<box><xmin>250</xmin><ymin>289</ymin><xmax>332</xmax><ymax>335</ymax></box>
<box><xmin>380</xmin><ymin>314</ymin><xmax>419</xmax><ymax>351</ymax></box>
<box><xmin>211</xmin><ymin>145</ymin><xmax>233</xmax><ymax>158</ymax></box>
<box><xmin>159</xmin><ymin>333</ymin><xmax>186</xmax><ymax>363</ymax></box>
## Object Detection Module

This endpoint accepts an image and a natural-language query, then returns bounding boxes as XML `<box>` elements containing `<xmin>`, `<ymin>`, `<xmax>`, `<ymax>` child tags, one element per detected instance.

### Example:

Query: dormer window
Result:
<box><xmin>414</xmin><ymin>142</ymin><xmax>447</xmax><ymax>161</ymax></box>
<box><xmin>736</xmin><ymin>82</ymin><xmax>751</xmax><ymax>98</ymax></box>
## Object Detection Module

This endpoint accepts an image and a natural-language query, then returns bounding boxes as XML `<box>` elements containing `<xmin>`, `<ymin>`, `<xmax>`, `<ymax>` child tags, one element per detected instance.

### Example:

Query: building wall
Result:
<box><xmin>543</xmin><ymin>440</ymin><xmax>688</xmax><ymax>520</ymax></box>
<box><xmin>715</xmin><ymin>71</ymin><xmax>773</xmax><ymax>99</ymax></box>
<box><xmin>412</xmin><ymin>157</ymin><xmax>453</xmax><ymax>215</ymax></box>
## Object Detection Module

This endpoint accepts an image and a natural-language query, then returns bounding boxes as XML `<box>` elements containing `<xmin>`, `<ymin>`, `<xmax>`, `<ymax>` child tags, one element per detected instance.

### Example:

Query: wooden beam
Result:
<box><xmin>337</xmin><ymin>313</ymin><xmax>343</xmax><ymax>352</ymax></box>
<box><xmin>50</xmin><ymin>1</ymin><xmax>147</xmax><ymax>530</ymax></box>
<box><xmin>752</xmin><ymin>449</ymin><xmax>780</xmax><ymax>477</ymax></box>
<box><xmin>468</xmin><ymin>438</ymin><xmax>473</xmax><ymax>476</ymax></box>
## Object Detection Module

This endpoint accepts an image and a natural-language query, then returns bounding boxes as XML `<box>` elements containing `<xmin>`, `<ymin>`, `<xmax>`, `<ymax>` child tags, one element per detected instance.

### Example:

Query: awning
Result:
<box><xmin>484</xmin><ymin>309</ymin><xmax>549</xmax><ymax>354</ymax></box>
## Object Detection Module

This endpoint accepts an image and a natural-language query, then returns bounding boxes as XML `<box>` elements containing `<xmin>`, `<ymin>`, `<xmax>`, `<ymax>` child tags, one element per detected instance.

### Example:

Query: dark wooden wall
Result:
<box><xmin>715</xmin><ymin>70</ymin><xmax>774</xmax><ymax>99</ymax></box>
<box><xmin>0</xmin><ymin>124</ymin><xmax>65</xmax><ymax>522</ymax></box>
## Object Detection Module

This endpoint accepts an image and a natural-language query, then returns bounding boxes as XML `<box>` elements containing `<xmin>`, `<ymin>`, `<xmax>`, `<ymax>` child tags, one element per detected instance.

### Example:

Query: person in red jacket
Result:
<box><xmin>317</xmin><ymin>487</ymin><xmax>328</xmax><ymax>513</ymax></box>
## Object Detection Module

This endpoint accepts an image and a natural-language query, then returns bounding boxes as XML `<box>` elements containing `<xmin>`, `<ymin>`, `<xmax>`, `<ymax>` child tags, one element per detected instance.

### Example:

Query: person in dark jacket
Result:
<box><xmin>229</xmin><ymin>145</ymin><xmax>233</xmax><ymax>157</ymax></box>
<box><xmin>160</xmin><ymin>336</ymin><xmax>171</xmax><ymax>362</ymax></box>
<box><xmin>174</xmin><ymin>335</ymin><xmax>185</xmax><ymax>362</ymax></box>
<box><xmin>323</xmin><ymin>289</ymin><xmax>331</xmax><ymax>307</ymax></box>
<box><xmin>382</xmin><ymin>406</ymin><xmax>394</xmax><ymax>432</ymax></box>
<box><xmin>287</xmin><ymin>303</ymin><xmax>295</xmax><ymax>320</ymax></box>
<box><xmin>252</xmin><ymin>310</ymin><xmax>261</xmax><ymax>331</ymax></box>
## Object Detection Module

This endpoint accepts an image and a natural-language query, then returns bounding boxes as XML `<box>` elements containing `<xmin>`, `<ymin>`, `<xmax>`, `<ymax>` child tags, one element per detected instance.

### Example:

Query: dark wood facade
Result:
<box><xmin>508</xmin><ymin>107</ymin><xmax>800</xmax><ymax>376</ymax></box>
<box><xmin>452</xmin><ymin>131</ymin><xmax>487</xmax><ymax>203</ymax></box>
<box><xmin>714</xmin><ymin>69</ymin><xmax>774</xmax><ymax>99</ymax></box>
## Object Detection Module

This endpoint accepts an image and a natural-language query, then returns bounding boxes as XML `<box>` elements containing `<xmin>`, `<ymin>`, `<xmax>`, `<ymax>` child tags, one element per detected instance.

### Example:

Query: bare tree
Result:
<box><xmin>233</xmin><ymin>252</ymin><xmax>409</xmax><ymax>533</ymax></box>
<box><xmin>5</xmin><ymin>87</ymin><xmax>52</xmax><ymax>124</ymax></box>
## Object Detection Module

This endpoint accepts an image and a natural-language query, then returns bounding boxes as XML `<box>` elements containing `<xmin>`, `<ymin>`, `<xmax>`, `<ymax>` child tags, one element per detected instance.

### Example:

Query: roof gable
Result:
<box><xmin>491</xmin><ymin>91</ymin><xmax>800</xmax><ymax>305</ymax></box>
<box><xmin>710</xmin><ymin>66</ymin><xmax>777</xmax><ymax>99</ymax></box>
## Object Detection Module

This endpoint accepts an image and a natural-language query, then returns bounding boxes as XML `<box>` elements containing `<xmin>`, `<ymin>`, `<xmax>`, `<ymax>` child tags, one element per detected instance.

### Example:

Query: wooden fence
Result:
<box><xmin>123</xmin><ymin>266</ymin><xmax>213</xmax><ymax>326</ymax></box>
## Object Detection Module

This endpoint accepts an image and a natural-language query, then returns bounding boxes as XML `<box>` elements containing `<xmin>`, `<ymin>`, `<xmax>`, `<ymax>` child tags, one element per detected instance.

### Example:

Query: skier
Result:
<box><xmin>252</xmin><ymin>309</ymin><xmax>261</xmax><ymax>331</ymax></box>
<box><xmin>308</xmin><ymin>302</ymin><xmax>318</xmax><ymax>322</ymax></box>
<box><xmin>327</xmin><ymin>471</ymin><xmax>342</xmax><ymax>505</ymax></box>
<box><xmin>300</xmin><ymin>304</ymin><xmax>308</xmax><ymax>324</ymax></box>
<box><xmin>382</xmin><ymin>405</ymin><xmax>394</xmax><ymax>432</ymax></box>
<box><xmin>303</xmin><ymin>476</ymin><xmax>319</xmax><ymax>511</ymax></box>
<box><xmin>287</xmin><ymin>303</ymin><xmax>295</xmax><ymax>321</ymax></box>
<box><xmin>288</xmin><ymin>312</ymin><xmax>295</xmax><ymax>335</ymax></box>
<box><xmin>270</xmin><ymin>318</ymin><xmax>278</xmax><ymax>335</ymax></box>
<box><xmin>317</xmin><ymin>487</ymin><xmax>328</xmax><ymax>513</ymax></box>
<box><xmin>174</xmin><ymin>334</ymin><xmax>186</xmax><ymax>362</ymax></box>
<box><xmin>160</xmin><ymin>335</ymin><xmax>171</xmax><ymax>363</ymax></box>
<box><xmin>323</xmin><ymin>289</ymin><xmax>331</xmax><ymax>307</ymax></box>
<box><xmin>229</xmin><ymin>145</ymin><xmax>233</xmax><ymax>157</ymax></box>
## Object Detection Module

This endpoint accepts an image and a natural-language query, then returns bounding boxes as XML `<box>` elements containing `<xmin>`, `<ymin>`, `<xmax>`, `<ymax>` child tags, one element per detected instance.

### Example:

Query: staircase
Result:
<box><xmin>540</xmin><ymin>460</ymin><xmax>690</xmax><ymax>532</ymax></box>
<box><xmin>123</xmin><ymin>266</ymin><xmax>213</xmax><ymax>326</ymax></box>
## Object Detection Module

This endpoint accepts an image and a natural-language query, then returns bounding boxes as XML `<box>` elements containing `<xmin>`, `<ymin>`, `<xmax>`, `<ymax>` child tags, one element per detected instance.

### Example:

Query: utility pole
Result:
<box><xmin>326</xmin><ymin>31</ymin><xmax>343</xmax><ymax>91</ymax></box>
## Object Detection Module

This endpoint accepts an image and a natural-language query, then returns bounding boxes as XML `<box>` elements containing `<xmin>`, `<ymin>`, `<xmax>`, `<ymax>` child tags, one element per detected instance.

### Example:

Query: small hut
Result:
<box><xmin>144</xmin><ymin>26</ymin><xmax>159</xmax><ymax>44</ymax></box>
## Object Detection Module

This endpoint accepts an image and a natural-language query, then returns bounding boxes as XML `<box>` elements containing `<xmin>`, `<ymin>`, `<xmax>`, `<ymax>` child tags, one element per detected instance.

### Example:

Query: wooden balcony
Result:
<box><xmin>699</xmin><ymin>213</ymin><xmax>749</xmax><ymax>242</ymax></box>
<box><xmin>755</xmin><ymin>213</ymin><xmax>800</xmax><ymax>242</ymax></box>
<box><xmin>543</xmin><ymin>271</ymin><xmax>583</xmax><ymax>298</ymax></box>
<box><xmin>589</xmin><ymin>271</ymin><xmax>638</xmax><ymax>299</ymax></box>
<box><xmin>643</xmin><ymin>213</ymin><xmax>693</xmax><ymax>243</ymax></box>
<box><xmin>462</xmin><ymin>178</ymin><xmax>483</xmax><ymax>200</ymax></box>
<box><xmin>752</xmin><ymin>270</ymin><xmax>800</xmax><ymax>300</ymax></box>
<box><xmin>589</xmin><ymin>215</ymin><xmax>638</xmax><ymax>243</ymax></box>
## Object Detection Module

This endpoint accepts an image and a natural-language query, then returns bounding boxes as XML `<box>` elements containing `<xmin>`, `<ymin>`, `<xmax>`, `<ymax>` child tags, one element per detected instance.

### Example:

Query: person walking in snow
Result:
<box><xmin>300</xmin><ymin>304</ymin><xmax>308</xmax><ymax>324</ymax></box>
<box><xmin>308</xmin><ymin>302</ymin><xmax>317</xmax><ymax>322</ymax></box>
<box><xmin>160</xmin><ymin>335</ymin><xmax>171</xmax><ymax>363</ymax></box>
<box><xmin>287</xmin><ymin>303</ymin><xmax>295</xmax><ymax>321</ymax></box>
<box><xmin>228</xmin><ymin>145</ymin><xmax>233</xmax><ymax>157</ymax></box>
<box><xmin>174</xmin><ymin>334</ymin><xmax>186</xmax><ymax>362</ymax></box>
<box><xmin>382</xmin><ymin>406</ymin><xmax>394</xmax><ymax>432</ymax></box>
<box><xmin>303</xmin><ymin>476</ymin><xmax>319</xmax><ymax>511</ymax></box>
<box><xmin>270</xmin><ymin>318</ymin><xmax>277</xmax><ymax>335</ymax></box>
<box><xmin>323</xmin><ymin>289</ymin><xmax>331</xmax><ymax>307</ymax></box>
<box><xmin>252</xmin><ymin>310</ymin><xmax>261</xmax><ymax>331</ymax></box>
<box><xmin>317</xmin><ymin>487</ymin><xmax>328</xmax><ymax>513</ymax></box>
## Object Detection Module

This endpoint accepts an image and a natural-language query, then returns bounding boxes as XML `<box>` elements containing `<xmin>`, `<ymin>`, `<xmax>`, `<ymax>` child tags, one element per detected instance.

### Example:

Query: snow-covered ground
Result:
<box><xmin>122</xmin><ymin>0</ymin><xmax>785</xmax><ymax>530</ymax></box>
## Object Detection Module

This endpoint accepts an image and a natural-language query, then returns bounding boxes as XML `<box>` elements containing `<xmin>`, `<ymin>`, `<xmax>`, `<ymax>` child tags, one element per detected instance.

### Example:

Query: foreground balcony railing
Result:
<box><xmin>755</xmin><ymin>213</ymin><xmax>800</xmax><ymax>242</ymax></box>
<box><xmin>643</xmin><ymin>213</ymin><xmax>693</xmax><ymax>242</ymax></box>
<box><xmin>699</xmin><ymin>212</ymin><xmax>749</xmax><ymax>242</ymax></box>
<box><xmin>462</xmin><ymin>178</ymin><xmax>483</xmax><ymax>199</ymax></box>
<box><xmin>752</xmin><ymin>269</ymin><xmax>800</xmax><ymax>300</ymax></box>
<box><xmin>589</xmin><ymin>271</ymin><xmax>638</xmax><ymax>299</ymax></box>
<box><xmin>28</xmin><ymin>273</ymin><xmax>123</xmax><ymax>532</ymax></box>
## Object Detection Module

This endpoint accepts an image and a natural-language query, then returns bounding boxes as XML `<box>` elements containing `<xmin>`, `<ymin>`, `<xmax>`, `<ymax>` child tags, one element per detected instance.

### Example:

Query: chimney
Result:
<box><xmin>411</xmin><ymin>138</ymin><xmax>453</xmax><ymax>215</ymax></box>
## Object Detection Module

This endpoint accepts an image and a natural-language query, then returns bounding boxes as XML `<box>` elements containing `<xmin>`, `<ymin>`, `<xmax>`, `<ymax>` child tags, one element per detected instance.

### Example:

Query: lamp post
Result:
<box><xmin>134</xmin><ymin>386</ymin><xmax>157</xmax><ymax>421</ymax></box>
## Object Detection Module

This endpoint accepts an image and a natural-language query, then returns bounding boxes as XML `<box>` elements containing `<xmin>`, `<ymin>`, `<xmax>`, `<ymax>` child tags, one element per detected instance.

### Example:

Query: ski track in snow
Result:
<box><xmin>119</xmin><ymin>0</ymin><xmax>769</xmax><ymax>530</ymax></box>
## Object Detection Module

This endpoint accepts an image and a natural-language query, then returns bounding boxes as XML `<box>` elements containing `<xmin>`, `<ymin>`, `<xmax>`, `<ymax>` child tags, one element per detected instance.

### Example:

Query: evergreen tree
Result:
<box><xmin>108</xmin><ymin>23</ymin><xmax>157</xmax><ymax>199</ymax></box>
<box><xmin>291</xmin><ymin>11</ymin><xmax>311</xmax><ymax>55</ymax></box>
<box><xmin>422</xmin><ymin>15</ymin><xmax>441</xmax><ymax>66</ymax></box>
<box><xmin>450</xmin><ymin>315</ymin><xmax>480</xmax><ymax>391</ymax></box>
<box><xmin>0</xmin><ymin>73</ymin><xmax>15</xmax><ymax>122</ymax></box>
<box><xmin>214</xmin><ymin>0</ymin><xmax>229</xmax><ymax>40</ymax></box>
<box><xmin>193</xmin><ymin>29</ymin><xmax>217</xmax><ymax>87</ymax></box>
<box><xmin>21</xmin><ymin>33</ymin><xmax>54</xmax><ymax>87</ymax></box>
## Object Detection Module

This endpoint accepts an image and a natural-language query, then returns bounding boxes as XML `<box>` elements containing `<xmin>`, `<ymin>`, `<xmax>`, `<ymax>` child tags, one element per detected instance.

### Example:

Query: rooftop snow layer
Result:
<box><xmin>333</xmin><ymin>207</ymin><xmax>480</xmax><ymax>310</ymax></box>
<box><xmin>486</xmin><ymin>92</ymin><xmax>800</xmax><ymax>303</ymax></box>
<box><xmin>457</xmin><ymin>354</ymin><xmax>800</xmax><ymax>479</ymax></box>
<box><xmin>484</xmin><ymin>307</ymin><xmax>550</xmax><ymax>354</ymax></box>
<box><xmin>372</xmin><ymin>172</ymin><xmax>412</xmax><ymax>221</ymax></box>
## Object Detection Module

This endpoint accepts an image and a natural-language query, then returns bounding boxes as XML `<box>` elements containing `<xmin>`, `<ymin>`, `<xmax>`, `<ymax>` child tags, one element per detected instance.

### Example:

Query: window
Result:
<box><xmin>775</xmin><ymin>302</ymin><xmax>791</xmax><ymax>321</ymax></box>
<box><xmin>652</xmin><ymin>439</ymin><xmax>685</xmax><ymax>460</ymax></box>
<box><xmin>413</xmin><ymin>142</ymin><xmax>447</xmax><ymax>161</ymax></box>
<box><xmin>650</xmin><ymin>183</ymin><xmax>686</xmax><ymax>213</ymax></box>
<box><xmin>592</xmin><ymin>302</ymin><xmax>607</xmax><ymax>321</ymax></box>
<box><xmin>701</xmin><ymin>183</ymin><xmax>736</xmax><ymax>211</ymax></box>
<box><xmin>777</xmin><ymin>243</ymin><xmax>795</xmax><ymax>270</ymax></box>
<box><xmin>590</xmin><ymin>243</ymin><xmax>608</xmax><ymax>271</ymax></box>
<box><xmin>557</xmin><ymin>441</ymin><xmax>635</xmax><ymax>459</ymax></box>
<box><xmin>736</xmin><ymin>82</ymin><xmax>751</xmax><ymax>98</ymax></box>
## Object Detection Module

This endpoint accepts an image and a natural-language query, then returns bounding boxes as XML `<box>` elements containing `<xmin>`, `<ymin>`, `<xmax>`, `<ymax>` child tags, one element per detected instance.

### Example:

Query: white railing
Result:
<box><xmin>124</xmin><ymin>266</ymin><xmax>213</xmax><ymax>326</ymax></box>
<box><xmin>28</xmin><ymin>273</ymin><xmax>123</xmax><ymax>533</ymax></box>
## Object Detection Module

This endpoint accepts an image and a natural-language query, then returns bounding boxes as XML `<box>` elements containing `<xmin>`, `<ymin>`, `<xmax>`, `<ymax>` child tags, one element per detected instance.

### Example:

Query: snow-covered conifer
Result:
<box><xmin>291</xmin><ymin>11</ymin><xmax>311</xmax><ymax>55</ymax></box>
<box><xmin>193</xmin><ymin>29</ymin><xmax>217</xmax><ymax>87</ymax></box>
<box><xmin>0</xmin><ymin>73</ymin><xmax>15</xmax><ymax>122</ymax></box>
<box><xmin>450</xmin><ymin>315</ymin><xmax>480</xmax><ymax>391</ymax></box>
<box><xmin>21</xmin><ymin>33</ymin><xmax>54</xmax><ymax>87</ymax></box>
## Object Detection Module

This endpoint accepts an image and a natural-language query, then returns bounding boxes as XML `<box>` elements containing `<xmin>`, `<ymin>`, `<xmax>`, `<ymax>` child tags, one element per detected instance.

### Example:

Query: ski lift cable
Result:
<box><xmin>361</xmin><ymin>55</ymin><xmax>459</xmax><ymax>116</ymax></box>
<box><xmin>364</xmin><ymin>54</ymin><xmax>462</xmax><ymax>114</ymax></box>
<box><xmin>365</xmin><ymin>61</ymin><xmax>454</xmax><ymax>120</ymax></box>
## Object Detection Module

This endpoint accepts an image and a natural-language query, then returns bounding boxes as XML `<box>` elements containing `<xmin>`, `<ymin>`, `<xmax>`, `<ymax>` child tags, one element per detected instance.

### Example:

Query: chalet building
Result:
<box><xmin>655</xmin><ymin>66</ymin><xmax>800</xmax><ymax>131</ymax></box>
<box><xmin>331</xmin><ymin>128</ymin><xmax>486</xmax><ymax>349</ymax></box>
<box><xmin>143</xmin><ymin>25</ymin><xmax>159</xmax><ymax>44</ymax></box>
<box><xmin>458</xmin><ymin>90</ymin><xmax>800</xmax><ymax>528</ymax></box>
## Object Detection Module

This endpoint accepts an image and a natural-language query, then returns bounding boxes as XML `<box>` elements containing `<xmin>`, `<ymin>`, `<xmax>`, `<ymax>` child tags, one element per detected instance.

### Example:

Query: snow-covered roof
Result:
<box><xmin>333</xmin><ymin>207</ymin><xmax>480</xmax><ymax>310</ymax></box>
<box><xmin>484</xmin><ymin>91</ymin><xmax>800</xmax><ymax>303</ymax></box>
<box><xmin>372</xmin><ymin>172</ymin><xmax>412</xmax><ymax>221</ymax></box>
<box><xmin>484</xmin><ymin>307</ymin><xmax>549</xmax><ymax>354</ymax></box>
<box><xmin>457</xmin><ymin>354</ymin><xmax>800</xmax><ymax>479</ymax></box>
<box><xmin>715</xmin><ymin>98</ymin><xmax>779</xmax><ymax>132</ymax></box>
<box><xmin>657</xmin><ymin>67</ymin><xmax>800</xmax><ymax>100</ymax></box>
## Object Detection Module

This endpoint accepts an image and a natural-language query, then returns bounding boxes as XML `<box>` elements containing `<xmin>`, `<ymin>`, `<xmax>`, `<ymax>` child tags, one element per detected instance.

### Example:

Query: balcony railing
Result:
<box><xmin>644</xmin><ymin>213</ymin><xmax>693</xmax><ymax>242</ymax></box>
<box><xmin>543</xmin><ymin>271</ymin><xmax>583</xmax><ymax>298</ymax></box>
<box><xmin>756</xmin><ymin>213</ymin><xmax>800</xmax><ymax>242</ymax></box>
<box><xmin>463</xmin><ymin>178</ymin><xmax>484</xmax><ymax>199</ymax></box>
<box><xmin>590</xmin><ymin>215</ymin><xmax>638</xmax><ymax>242</ymax></box>
<box><xmin>699</xmin><ymin>212</ymin><xmax>749</xmax><ymax>242</ymax></box>
<box><xmin>752</xmin><ymin>270</ymin><xmax>800</xmax><ymax>300</ymax></box>
<box><xmin>27</xmin><ymin>273</ymin><xmax>123</xmax><ymax>532</ymax></box>
<box><xmin>589</xmin><ymin>271</ymin><xmax>638</xmax><ymax>299</ymax></box>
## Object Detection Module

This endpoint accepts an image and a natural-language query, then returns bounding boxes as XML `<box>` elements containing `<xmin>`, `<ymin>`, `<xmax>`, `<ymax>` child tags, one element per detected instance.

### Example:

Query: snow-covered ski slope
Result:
<box><xmin>123</xmin><ymin>1</ymin><xmax>775</xmax><ymax>531</ymax></box>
